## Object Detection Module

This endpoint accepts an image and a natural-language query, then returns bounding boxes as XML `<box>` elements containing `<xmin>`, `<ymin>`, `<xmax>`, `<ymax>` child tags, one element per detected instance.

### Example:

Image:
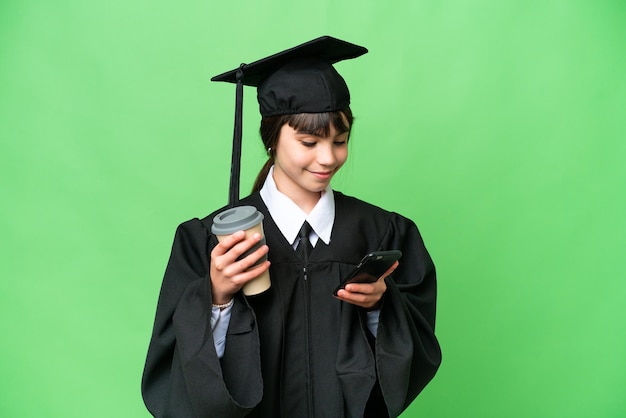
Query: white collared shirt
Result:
<box><xmin>260</xmin><ymin>166</ymin><xmax>335</xmax><ymax>249</ymax></box>
<box><xmin>211</xmin><ymin>166</ymin><xmax>379</xmax><ymax>358</ymax></box>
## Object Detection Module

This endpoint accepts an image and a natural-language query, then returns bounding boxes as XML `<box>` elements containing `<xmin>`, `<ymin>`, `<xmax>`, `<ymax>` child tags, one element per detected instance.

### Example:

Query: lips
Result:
<box><xmin>309</xmin><ymin>170</ymin><xmax>333</xmax><ymax>180</ymax></box>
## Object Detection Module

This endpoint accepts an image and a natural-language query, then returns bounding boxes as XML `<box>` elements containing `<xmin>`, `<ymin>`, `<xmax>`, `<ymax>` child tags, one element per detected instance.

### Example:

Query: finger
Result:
<box><xmin>234</xmin><ymin>244</ymin><xmax>270</xmax><ymax>273</ymax></box>
<box><xmin>335</xmin><ymin>288</ymin><xmax>369</xmax><ymax>304</ymax></box>
<box><xmin>212</xmin><ymin>231</ymin><xmax>246</xmax><ymax>256</ymax></box>
<box><xmin>335</xmin><ymin>289</ymin><xmax>378</xmax><ymax>309</ymax></box>
<box><xmin>214</xmin><ymin>232</ymin><xmax>264</xmax><ymax>267</ymax></box>
<box><xmin>215</xmin><ymin>240</ymin><xmax>269</xmax><ymax>279</ymax></box>
<box><xmin>345</xmin><ymin>276</ymin><xmax>388</xmax><ymax>294</ymax></box>
<box><xmin>233</xmin><ymin>260</ymin><xmax>271</xmax><ymax>287</ymax></box>
<box><xmin>344</xmin><ymin>282</ymin><xmax>375</xmax><ymax>295</ymax></box>
<box><xmin>381</xmin><ymin>260</ymin><xmax>399</xmax><ymax>279</ymax></box>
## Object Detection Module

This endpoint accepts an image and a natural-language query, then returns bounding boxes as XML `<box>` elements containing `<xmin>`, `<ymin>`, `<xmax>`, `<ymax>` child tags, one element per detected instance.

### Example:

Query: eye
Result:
<box><xmin>334</xmin><ymin>133</ymin><xmax>349</xmax><ymax>146</ymax></box>
<box><xmin>301</xmin><ymin>141</ymin><xmax>316</xmax><ymax>148</ymax></box>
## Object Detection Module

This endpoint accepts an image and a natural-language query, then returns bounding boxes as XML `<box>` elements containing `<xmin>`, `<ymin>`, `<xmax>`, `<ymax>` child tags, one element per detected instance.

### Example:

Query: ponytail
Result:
<box><xmin>252</xmin><ymin>157</ymin><xmax>274</xmax><ymax>193</ymax></box>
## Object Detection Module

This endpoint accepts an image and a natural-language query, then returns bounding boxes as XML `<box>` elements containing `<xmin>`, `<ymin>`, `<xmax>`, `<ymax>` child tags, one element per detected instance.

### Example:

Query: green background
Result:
<box><xmin>1</xmin><ymin>0</ymin><xmax>625</xmax><ymax>417</ymax></box>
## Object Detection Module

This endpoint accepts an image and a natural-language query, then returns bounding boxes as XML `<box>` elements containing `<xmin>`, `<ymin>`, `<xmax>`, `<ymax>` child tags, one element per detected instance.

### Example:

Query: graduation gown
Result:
<box><xmin>141</xmin><ymin>191</ymin><xmax>441</xmax><ymax>418</ymax></box>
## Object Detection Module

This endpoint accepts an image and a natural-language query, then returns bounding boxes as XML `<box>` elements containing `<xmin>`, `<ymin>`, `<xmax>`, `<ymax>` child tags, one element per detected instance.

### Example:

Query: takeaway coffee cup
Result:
<box><xmin>211</xmin><ymin>206</ymin><xmax>270</xmax><ymax>295</ymax></box>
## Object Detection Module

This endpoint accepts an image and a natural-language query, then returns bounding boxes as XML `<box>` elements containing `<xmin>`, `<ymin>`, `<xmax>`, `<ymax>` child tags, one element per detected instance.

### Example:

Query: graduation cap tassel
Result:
<box><xmin>228</xmin><ymin>64</ymin><xmax>245</xmax><ymax>208</ymax></box>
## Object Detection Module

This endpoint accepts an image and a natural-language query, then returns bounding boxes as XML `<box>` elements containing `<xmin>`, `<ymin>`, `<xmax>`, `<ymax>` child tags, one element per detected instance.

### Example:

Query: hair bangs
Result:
<box><xmin>287</xmin><ymin>111</ymin><xmax>352</xmax><ymax>137</ymax></box>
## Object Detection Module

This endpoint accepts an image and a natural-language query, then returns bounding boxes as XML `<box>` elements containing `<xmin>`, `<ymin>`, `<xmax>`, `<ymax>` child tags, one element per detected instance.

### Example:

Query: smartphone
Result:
<box><xmin>333</xmin><ymin>250</ymin><xmax>402</xmax><ymax>296</ymax></box>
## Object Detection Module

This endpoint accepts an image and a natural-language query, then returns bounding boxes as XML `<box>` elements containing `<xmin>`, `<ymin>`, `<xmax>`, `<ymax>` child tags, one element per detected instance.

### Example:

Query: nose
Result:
<box><xmin>316</xmin><ymin>142</ymin><xmax>337</xmax><ymax>166</ymax></box>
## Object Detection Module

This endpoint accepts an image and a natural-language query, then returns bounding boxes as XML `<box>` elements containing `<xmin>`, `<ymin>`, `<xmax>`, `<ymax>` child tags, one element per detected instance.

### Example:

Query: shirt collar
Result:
<box><xmin>260</xmin><ymin>166</ymin><xmax>335</xmax><ymax>246</ymax></box>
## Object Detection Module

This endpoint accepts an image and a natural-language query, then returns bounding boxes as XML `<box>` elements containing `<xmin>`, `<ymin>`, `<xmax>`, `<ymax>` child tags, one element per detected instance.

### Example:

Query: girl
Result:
<box><xmin>142</xmin><ymin>36</ymin><xmax>441</xmax><ymax>418</ymax></box>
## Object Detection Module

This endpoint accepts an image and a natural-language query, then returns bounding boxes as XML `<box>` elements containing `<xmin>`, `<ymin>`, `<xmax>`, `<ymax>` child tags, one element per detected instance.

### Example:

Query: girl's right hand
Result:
<box><xmin>210</xmin><ymin>231</ymin><xmax>270</xmax><ymax>305</ymax></box>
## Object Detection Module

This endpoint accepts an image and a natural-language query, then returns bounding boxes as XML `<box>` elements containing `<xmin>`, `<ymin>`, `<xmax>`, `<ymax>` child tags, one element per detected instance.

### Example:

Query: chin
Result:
<box><xmin>307</xmin><ymin>183</ymin><xmax>329</xmax><ymax>193</ymax></box>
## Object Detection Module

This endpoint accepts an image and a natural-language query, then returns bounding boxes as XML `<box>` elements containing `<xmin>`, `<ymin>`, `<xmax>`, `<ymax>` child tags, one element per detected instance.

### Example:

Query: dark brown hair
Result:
<box><xmin>251</xmin><ymin>107</ymin><xmax>353</xmax><ymax>192</ymax></box>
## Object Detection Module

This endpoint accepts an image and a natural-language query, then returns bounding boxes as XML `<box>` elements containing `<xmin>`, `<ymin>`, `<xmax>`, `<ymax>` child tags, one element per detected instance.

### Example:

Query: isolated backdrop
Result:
<box><xmin>1</xmin><ymin>0</ymin><xmax>625</xmax><ymax>417</ymax></box>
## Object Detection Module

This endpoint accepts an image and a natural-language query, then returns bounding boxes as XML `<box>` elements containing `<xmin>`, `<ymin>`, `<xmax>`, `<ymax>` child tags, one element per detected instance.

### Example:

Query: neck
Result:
<box><xmin>280</xmin><ymin>186</ymin><xmax>321</xmax><ymax>214</ymax></box>
<box><xmin>294</xmin><ymin>193</ymin><xmax>321</xmax><ymax>214</ymax></box>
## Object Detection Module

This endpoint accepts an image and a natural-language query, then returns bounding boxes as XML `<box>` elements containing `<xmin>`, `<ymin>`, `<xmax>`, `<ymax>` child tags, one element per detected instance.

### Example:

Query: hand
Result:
<box><xmin>334</xmin><ymin>261</ymin><xmax>399</xmax><ymax>310</ymax></box>
<box><xmin>210</xmin><ymin>230</ymin><xmax>271</xmax><ymax>305</ymax></box>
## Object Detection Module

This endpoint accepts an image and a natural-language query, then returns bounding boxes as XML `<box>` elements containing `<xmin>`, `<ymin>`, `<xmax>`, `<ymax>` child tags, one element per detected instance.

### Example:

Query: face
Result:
<box><xmin>272</xmin><ymin>120</ymin><xmax>349</xmax><ymax>209</ymax></box>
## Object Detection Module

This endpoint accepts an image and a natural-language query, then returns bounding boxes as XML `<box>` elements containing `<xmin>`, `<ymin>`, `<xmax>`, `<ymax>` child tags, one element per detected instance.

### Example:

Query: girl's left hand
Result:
<box><xmin>335</xmin><ymin>261</ymin><xmax>399</xmax><ymax>310</ymax></box>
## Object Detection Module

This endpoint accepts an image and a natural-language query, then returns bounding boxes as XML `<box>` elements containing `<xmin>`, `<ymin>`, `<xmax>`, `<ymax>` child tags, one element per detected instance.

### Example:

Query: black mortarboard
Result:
<box><xmin>211</xmin><ymin>36</ymin><xmax>367</xmax><ymax>207</ymax></box>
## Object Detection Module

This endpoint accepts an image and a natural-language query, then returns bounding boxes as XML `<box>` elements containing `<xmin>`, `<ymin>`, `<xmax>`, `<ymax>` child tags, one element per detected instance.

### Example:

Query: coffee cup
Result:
<box><xmin>211</xmin><ymin>205</ymin><xmax>270</xmax><ymax>295</ymax></box>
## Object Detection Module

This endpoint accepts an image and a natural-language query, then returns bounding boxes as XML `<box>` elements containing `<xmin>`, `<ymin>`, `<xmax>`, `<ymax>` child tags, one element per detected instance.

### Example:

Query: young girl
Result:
<box><xmin>142</xmin><ymin>36</ymin><xmax>441</xmax><ymax>418</ymax></box>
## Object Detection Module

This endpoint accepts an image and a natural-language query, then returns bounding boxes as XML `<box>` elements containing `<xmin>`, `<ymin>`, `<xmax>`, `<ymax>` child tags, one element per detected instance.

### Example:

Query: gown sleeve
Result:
<box><xmin>141</xmin><ymin>219</ymin><xmax>263</xmax><ymax>418</ymax></box>
<box><xmin>375</xmin><ymin>214</ymin><xmax>442</xmax><ymax>417</ymax></box>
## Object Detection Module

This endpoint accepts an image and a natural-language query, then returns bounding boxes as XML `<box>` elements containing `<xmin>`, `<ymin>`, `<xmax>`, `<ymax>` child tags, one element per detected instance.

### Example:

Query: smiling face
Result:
<box><xmin>272</xmin><ymin>117</ymin><xmax>350</xmax><ymax>212</ymax></box>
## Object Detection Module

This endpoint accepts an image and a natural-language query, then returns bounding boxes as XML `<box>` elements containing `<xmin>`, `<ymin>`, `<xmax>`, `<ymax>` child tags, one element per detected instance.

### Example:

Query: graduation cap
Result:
<box><xmin>211</xmin><ymin>36</ymin><xmax>368</xmax><ymax>207</ymax></box>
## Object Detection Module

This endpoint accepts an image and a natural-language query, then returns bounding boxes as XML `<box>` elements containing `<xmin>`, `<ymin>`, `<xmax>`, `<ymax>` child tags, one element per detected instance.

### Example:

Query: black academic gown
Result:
<box><xmin>141</xmin><ymin>191</ymin><xmax>441</xmax><ymax>418</ymax></box>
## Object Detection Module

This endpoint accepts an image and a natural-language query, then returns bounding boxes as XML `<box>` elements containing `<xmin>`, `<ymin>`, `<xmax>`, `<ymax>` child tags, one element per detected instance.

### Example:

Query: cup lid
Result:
<box><xmin>211</xmin><ymin>205</ymin><xmax>264</xmax><ymax>235</ymax></box>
